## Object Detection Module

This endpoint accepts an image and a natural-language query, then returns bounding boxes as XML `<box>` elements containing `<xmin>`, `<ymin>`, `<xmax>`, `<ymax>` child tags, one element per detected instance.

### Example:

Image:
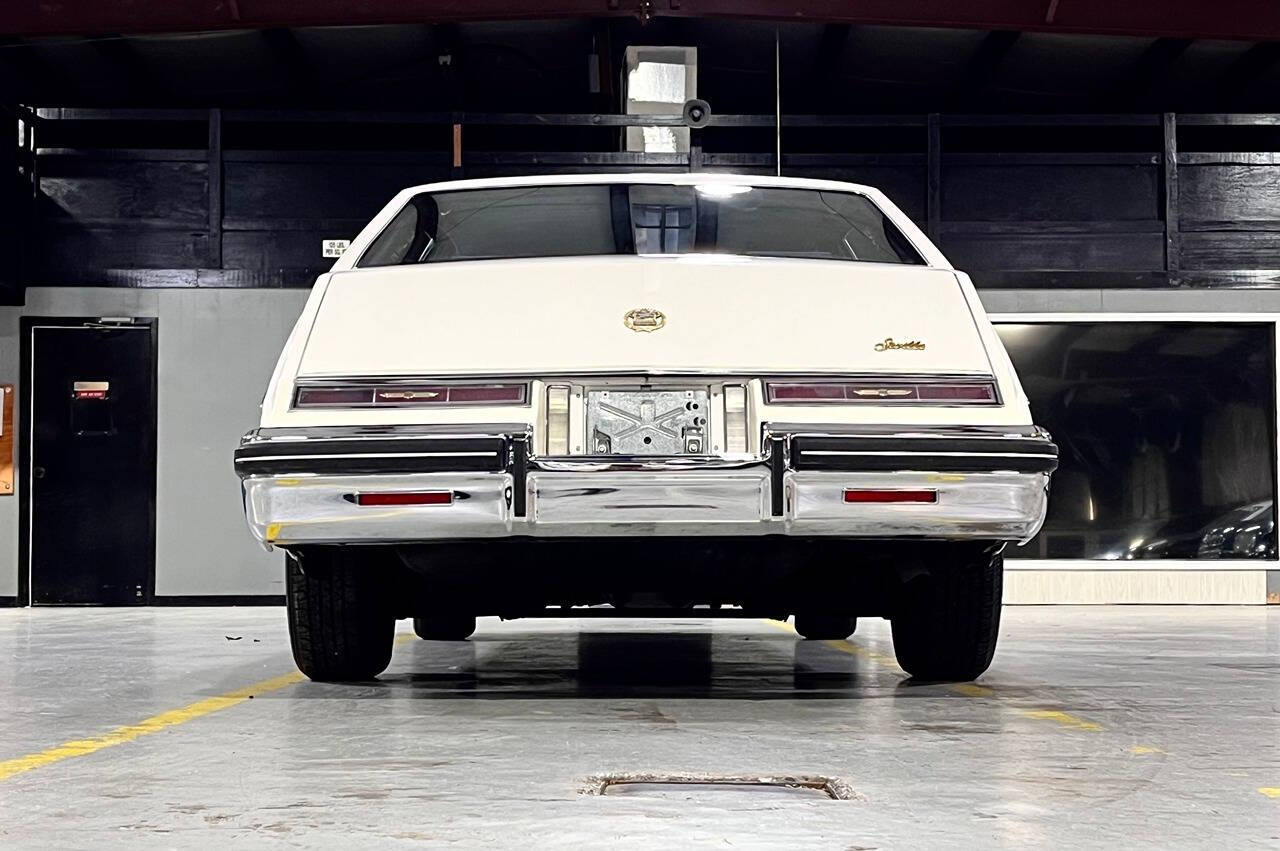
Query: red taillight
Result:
<box><xmin>768</xmin><ymin>383</ymin><xmax>848</xmax><ymax>401</ymax></box>
<box><xmin>766</xmin><ymin>380</ymin><xmax>996</xmax><ymax>405</ymax></box>
<box><xmin>444</xmin><ymin>385</ymin><xmax>526</xmax><ymax>404</ymax></box>
<box><xmin>295</xmin><ymin>387</ymin><xmax>376</xmax><ymax>406</ymax></box>
<box><xmin>916</xmin><ymin>383</ymin><xmax>996</xmax><ymax>402</ymax></box>
<box><xmin>295</xmin><ymin>382</ymin><xmax>527</xmax><ymax>408</ymax></box>
<box><xmin>843</xmin><ymin>489</ymin><xmax>938</xmax><ymax>504</ymax></box>
<box><xmin>353</xmin><ymin>491</ymin><xmax>453</xmax><ymax>506</ymax></box>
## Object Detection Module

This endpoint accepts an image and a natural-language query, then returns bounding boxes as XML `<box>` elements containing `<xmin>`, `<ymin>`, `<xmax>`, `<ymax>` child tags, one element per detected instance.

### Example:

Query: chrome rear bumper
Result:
<box><xmin>235</xmin><ymin>423</ymin><xmax>1055</xmax><ymax>547</ymax></box>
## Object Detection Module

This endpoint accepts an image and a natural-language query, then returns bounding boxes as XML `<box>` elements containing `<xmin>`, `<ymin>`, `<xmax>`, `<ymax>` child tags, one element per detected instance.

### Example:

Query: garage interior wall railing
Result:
<box><xmin>7</xmin><ymin>108</ymin><xmax>1280</xmax><ymax>296</ymax></box>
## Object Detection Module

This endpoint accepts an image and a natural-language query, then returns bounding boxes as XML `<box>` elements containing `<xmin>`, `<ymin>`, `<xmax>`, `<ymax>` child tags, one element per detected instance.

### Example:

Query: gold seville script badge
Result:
<box><xmin>874</xmin><ymin>337</ymin><xmax>925</xmax><ymax>352</ymax></box>
<box><xmin>624</xmin><ymin>308</ymin><xmax>666</xmax><ymax>332</ymax></box>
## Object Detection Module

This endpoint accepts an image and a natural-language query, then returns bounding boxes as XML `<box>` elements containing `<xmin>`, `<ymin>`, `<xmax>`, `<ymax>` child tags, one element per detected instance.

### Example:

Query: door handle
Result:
<box><xmin>32</xmin><ymin>466</ymin><xmax>45</xmax><ymax>479</ymax></box>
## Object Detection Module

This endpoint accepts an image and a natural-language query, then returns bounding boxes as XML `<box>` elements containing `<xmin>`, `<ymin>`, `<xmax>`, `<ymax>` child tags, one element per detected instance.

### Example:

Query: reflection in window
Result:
<box><xmin>357</xmin><ymin>184</ymin><xmax>925</xmax><ymax>267</ymax></box>
<box><xmin>998</xmin><ymin>322</ymin><xmax>1277</xmax><ymax>560</ymax></box>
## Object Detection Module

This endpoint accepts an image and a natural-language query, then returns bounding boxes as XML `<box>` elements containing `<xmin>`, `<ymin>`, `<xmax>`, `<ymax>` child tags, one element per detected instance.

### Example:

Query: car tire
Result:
<box><xmin>890</xmin><ymin>545</ymin><xmax>1003</xmax><ymax>681</ymax></box>
<box><xmin>286</xmin><ymin>548</ymin><xmax>395</xmax><ymax>682</ymax></box>
<box><xmin>413</xmin><ymin>615</ymin><xmax>477</xmax><ymax>641</ymax></box>
<box><xmin>793</xmin><ymin>614</ymin><xmax>857</xmax><ymax>640</ymax></box>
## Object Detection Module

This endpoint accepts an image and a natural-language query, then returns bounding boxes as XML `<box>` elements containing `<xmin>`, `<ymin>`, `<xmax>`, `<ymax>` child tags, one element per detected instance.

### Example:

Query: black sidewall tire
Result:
<box><xmin>286</xmin><ymin>549</ymin><xmax>395</xmax><ymax>682</ymax></box>
<box><xmin>891</xmin><ymin>546</ymin><xmax>1003</xmax><ymax>682</ymax></box>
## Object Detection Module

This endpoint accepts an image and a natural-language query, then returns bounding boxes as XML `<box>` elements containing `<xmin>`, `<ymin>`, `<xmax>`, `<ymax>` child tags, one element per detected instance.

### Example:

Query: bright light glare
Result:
<box><xmin>695</xmin><ymin>183</ymin><xmax>752</xmax><ymax>198</ymax></box>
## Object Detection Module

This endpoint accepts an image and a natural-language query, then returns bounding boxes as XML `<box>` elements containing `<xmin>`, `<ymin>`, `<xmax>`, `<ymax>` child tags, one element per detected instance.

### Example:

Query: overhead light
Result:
<box><xmin>695</xmin><ymin>184</ymin><xmax>752</xmax><ymax>198</ymax></box>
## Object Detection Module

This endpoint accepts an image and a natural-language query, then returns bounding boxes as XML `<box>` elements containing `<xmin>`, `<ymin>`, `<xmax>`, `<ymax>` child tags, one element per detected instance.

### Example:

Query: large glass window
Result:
<box><xmin>998</xmin><ymin>322</ymin><xmax>1277</xmax><ymax>560</ymax></box>
<box><xmin>357</xmin><ymin>183</ymin><xmax>925</xmax><ymax>267</ymax></box>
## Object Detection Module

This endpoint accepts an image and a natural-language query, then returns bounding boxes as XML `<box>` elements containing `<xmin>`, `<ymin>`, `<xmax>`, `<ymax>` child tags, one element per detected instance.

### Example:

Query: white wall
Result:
<box><xmin>0</xmin><ymin>287</ymin><xmax>308</xmax><ymax>599</ymax></box>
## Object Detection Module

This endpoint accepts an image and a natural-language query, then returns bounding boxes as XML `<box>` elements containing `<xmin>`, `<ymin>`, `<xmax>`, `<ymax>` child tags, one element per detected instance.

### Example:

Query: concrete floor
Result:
<box><xmin>0</xmin><ymin>607</ymin><xmax>1276</xmax><ymax>848</ymax></box>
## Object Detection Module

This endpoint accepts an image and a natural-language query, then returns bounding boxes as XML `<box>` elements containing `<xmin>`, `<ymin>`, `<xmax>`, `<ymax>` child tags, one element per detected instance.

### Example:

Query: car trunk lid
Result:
<box><xmin>297</xmin><ymin>255</ymin><xmax>992</xmax><ymax>378</ymax></box>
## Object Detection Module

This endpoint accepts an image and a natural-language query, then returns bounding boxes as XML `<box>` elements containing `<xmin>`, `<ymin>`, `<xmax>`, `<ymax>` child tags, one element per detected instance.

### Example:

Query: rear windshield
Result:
<box><xmin>357</xmin><ymin>183</ymin><xmax>926</xmax><ymax>267</ymax></box>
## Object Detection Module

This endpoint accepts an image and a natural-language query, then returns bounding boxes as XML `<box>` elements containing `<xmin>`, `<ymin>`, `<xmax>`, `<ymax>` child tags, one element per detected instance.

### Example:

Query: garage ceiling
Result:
<box><xmin>3</xmin><ymin>19</ymin><xmax>1279</xmax><ymax>112</ymax></box>
<box><xmin>3</xmin><ymin>1</ymin><xmax>1279</xmax><ymax>41</ymax></box>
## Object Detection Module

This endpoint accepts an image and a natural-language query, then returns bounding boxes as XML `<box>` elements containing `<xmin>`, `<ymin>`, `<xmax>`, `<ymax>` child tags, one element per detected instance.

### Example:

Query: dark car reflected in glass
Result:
<box><xmin>997</xmin><ymin>322</ymin><xmax>1277</xmax><ymax>561</ymax></box>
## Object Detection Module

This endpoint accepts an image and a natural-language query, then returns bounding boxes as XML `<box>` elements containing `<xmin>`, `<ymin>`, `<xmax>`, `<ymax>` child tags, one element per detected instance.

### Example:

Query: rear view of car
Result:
<box><xmin>235</xmin><ymin>174</ymin><xmax>1056</xmax><ymax>683</ymax></box>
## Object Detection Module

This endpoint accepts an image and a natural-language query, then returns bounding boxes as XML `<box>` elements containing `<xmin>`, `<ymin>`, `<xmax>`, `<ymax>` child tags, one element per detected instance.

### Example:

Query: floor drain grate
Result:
<box><xmin>581</xmin><ymin>773</ymin><xmax>859</xmax><ymax>801</ymax></box>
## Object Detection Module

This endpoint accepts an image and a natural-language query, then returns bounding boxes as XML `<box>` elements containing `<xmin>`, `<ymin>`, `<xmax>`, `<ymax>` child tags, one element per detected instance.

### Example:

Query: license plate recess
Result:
<box><xmin>585</xmin><ymin>388</ymin><xmax>710</xmax><ymax>455</ymax></box>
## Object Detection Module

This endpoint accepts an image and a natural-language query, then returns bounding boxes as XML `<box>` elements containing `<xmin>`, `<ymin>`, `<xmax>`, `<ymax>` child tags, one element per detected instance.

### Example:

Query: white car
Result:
<box><xmin>235</xmin><ymin>173</ymin><xmax>1056</xmax><ymax>682</ymax></box>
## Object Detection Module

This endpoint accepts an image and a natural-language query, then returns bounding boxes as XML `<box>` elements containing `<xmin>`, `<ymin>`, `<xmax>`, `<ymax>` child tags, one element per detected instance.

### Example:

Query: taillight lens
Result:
<box><xmin>844</xmin><ymin>488</ymin><xmax>938</xmax><ymax>504</ymax></box>
<box><xmin>765</xmin><ymin>380</ymin><xmax>997</xmax><ymax>405</ymax></box>
<box><xmin>295</xmin><ymin>382</ymin><xmax>527</xmax><ymax>408</ymax></box>
<box><xmin>351</xmin><ymin>491</ymin><xmax>453</xmax><ymax>506</ymax></box>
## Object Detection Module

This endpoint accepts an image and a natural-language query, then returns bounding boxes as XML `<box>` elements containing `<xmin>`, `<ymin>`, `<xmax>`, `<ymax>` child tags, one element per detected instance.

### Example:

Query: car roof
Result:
<box><xmin>396</xmin><ymin>172</ymin><xmax>879</xmax><ymax>196</ymax></box>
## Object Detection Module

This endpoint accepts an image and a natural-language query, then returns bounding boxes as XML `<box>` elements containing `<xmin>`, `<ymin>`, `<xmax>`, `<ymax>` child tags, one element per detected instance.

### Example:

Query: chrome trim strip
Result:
<box><xmin>242</xmin><ymin>424</ymin><xmax>531</xmax><ymax>443</ymax></box>
<box><xmin>765</xmin><ymin>423</ymin><xmax>1051</xmax><ymax>440</ymax></box>
<box><xmin>531</xmin><ymin>455</ymin><xmax>765</xmax><ymax>473</ymax></box>
<box><xmin>294</xmin><ymin>369</ymin><xmax>997</xmax><ymax>381</ymax></box>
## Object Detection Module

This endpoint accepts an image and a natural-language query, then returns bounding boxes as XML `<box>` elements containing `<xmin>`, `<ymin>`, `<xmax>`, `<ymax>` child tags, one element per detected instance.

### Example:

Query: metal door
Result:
<box><xmin>24</xmin><ymin>320</ymin><xmax>157</xmax><ymax>604</ymax></box>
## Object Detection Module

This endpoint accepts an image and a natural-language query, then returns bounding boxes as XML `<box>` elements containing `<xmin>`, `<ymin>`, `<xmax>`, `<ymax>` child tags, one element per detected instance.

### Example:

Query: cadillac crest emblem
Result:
<box><xmin>624</xmin><ymin>308</ymin><xmax>666</xmax><ymax>332</ymax></box>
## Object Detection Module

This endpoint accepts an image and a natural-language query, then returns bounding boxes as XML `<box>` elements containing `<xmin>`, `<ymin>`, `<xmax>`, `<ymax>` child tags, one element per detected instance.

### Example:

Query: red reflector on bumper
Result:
<box><xmin>843</xmin><ymin>489</ymin><xmax>938</xmax><ymax>504</ymax></box>
<box><xmin>354</xmin><ymin>491</ymin><xmax>453</xmax><ymax>507</ymax></box>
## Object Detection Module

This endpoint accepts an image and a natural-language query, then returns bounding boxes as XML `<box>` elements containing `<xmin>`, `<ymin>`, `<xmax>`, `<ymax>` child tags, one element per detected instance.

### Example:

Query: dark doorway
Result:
<box><xmin>20</xmin><ymin>318</ymin><xmax>158</xmax><ymax>605</ymax></box>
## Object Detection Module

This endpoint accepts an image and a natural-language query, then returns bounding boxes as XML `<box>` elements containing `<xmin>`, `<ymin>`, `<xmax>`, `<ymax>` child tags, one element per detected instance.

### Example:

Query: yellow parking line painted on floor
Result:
<box><xmin>764</xmin><ymin>619</ymin><xmax>1111</xmax><ymax>734</ymax></box>
<box><xmin>822</xmin><ymin>638</ymin><xmax>900</xmax><ymax>668</ymax></box>
<box><xmin>1259</xmin><ymin>787</ymin><xmax>1280</xmax><ymax>798</ymax></box>
<box><xmin>1128</xmin><ymin>745</ymin><xmax>1167</xmax><ymax>756</ymax></box>
<box><xmin>1020</xmin><ymin>709</ymin><xmax>1104</xmax><ymax>732</ymax></box>
<box><xmin>764</xmin><ymin>619</ymin><xmax>899</xmax><ymax>668</ymax></box>
<box><xmin>764</xmin><ymin>619</ymin><xmax>895</xmax><ymax>664</ymax></box>
<box><xmin>0</xmin><ymin>671</ymin><xmax>305</xmax><ymax>783</ymax></box>
<box><xmin>0</xmin><ymin>631</ymin><xmax>419</xmax><ymax>783</ymax></box>
<box><xmin>951</xmin><ymin>683</ymin><xmax>995</xmax><ymax>697</ymax></box>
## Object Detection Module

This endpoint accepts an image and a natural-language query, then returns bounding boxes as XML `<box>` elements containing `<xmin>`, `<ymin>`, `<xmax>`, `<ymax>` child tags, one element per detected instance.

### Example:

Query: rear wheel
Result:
<box><xmin>286</xmin><ymin>548</ymin><xmax>395</xmax><ymax>682</ymax></box>
<box><xmin>793</xmin><ymin>614</ymin><xmax>857</xmax><ymax>640</ymax></box>
<box><xmin>413</xmin><ymin>615</ymin><xmax>477</xmax><ymax>641</ymax></box>
<box><xmin>890</xmin><ymin>545</ymin><xmax>1003</xmax><ymax>681</ymax></box>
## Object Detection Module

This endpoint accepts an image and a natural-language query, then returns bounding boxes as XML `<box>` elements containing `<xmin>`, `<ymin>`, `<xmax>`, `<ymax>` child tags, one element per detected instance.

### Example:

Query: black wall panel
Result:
<box><xmin>18</xmin><ymin>112</ymin><xmax>1280</xmax><ymax>289</ymax></box>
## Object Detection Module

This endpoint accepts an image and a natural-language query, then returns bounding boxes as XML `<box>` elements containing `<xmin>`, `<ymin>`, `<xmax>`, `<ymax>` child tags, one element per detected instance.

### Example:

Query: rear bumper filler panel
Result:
<box><xmin>790</xmin><ymin>432</ymin><xmax>1058</xmax><ymax>475</ymax></box>
<box><xmin>235</xmin><ymin>423</ymin><xmax>1055</xmax><ymax>546</ymax></box>
<box><xmin>234</xmin><ymin>425</ymin><xmax>512</xmax><ymax>477</ymax></box>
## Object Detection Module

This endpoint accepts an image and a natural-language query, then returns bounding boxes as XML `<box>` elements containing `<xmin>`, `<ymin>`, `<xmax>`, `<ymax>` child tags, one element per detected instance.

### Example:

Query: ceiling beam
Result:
<box><xmin>92</xmin><ymin>35</ymin><xmax>156</xmax><ymax>98</ymax></box>
<box><xmin>2</xmin><ymin>1</ymin><xmax>1278</xmax><ymax>41</ymax></box>
<box><xmin>1111</xmin><ymin>37</ymin><xmax>1193</xmax><ymax>108</ymax></box>
<box><xmin>810</xmin><ymin>23</ymin><xmax>851</xmax><ymax>109</ymax></box>
<box><xmin>259</xmin><ymin>28</ymin><xmax>315</xmax><ymax>95</ymax></box>
<box><xmin>1213</xmin><ymin>41</ymin><xmax>1280</xmax><ymax>104</ymax></box>
<box><xmin>0</xmin><ymin>37</ymin><xmax>74</xmax><ymax>101</ymax></box>
<box><xmin>948</xmin><ymin>30</ymin><xmax>1019</xmax><ymax>107</ymax></box>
